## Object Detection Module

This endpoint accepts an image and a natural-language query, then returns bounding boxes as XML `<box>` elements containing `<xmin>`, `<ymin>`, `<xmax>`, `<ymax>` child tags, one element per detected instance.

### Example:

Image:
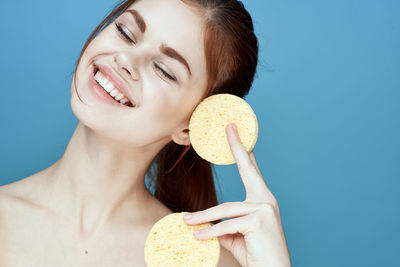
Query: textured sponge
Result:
<box><xmin>144</xmin><ymin>212</ymin><xmax>220</xmax><ymax>267</ymax></box>
<box><xmin>189</xmin><ymin>93</ymin><xmax>258</xmax><ymax>165</ymax></box>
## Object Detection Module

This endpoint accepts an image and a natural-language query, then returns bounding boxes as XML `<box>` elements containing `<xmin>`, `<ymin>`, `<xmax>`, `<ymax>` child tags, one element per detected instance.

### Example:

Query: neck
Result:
<box><xmin>44</xmin><ymin>122</ymin><xmax>168</xmax><ymax>239</ymax></box>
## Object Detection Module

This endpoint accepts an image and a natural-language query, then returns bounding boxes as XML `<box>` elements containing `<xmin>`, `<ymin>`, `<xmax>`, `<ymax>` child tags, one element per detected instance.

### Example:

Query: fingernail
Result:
<box><xmin>184</xmin><ymin>213</ymin><xmax>193</xmax><ymax>219</ymax></box>
<box><xmin>231</xmin><ymin>123</ymin><xmax>237</xmax><ymax>133</ymax></box>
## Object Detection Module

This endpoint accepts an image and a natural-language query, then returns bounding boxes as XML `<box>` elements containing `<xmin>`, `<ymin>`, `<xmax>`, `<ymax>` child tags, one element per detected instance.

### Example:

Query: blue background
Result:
<box><xmin>1</xmin><ymin>0</ymin><xmax>399</xmax><ymax>266</ymax></box>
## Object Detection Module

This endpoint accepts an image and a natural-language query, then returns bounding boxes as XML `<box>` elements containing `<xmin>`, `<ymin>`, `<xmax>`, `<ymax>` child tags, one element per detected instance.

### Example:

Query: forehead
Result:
<box><xmin>127</xmin><ymin>0</ymin><xmax>206</xmax><ymax>79</ymax></box>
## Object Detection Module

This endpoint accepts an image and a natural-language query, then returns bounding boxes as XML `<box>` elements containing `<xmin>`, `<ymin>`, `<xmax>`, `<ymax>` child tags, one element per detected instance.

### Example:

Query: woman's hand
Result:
<box><xmin>183</xmin><ymin>123</ymin><xmax>291</xmax><ymax>267</ymax></box>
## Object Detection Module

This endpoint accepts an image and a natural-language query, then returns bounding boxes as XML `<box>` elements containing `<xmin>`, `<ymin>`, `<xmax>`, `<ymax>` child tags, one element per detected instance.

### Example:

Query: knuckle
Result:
<box><xmin>270</xmin><ymin>197</ymin><xmax>279</xmax><ymax>208</ymax></box>
<box><xmin>259</xmin><ymin>202</ymin><xmax>278</xmax><ymax>216</ymax></box>
<box><xmin>259</xmin><ymin>191</ymin><xmax>279</xmax><ymax>206</ymax></box>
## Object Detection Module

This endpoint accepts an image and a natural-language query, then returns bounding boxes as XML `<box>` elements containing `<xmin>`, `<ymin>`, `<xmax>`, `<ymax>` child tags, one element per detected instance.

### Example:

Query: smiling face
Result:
<box><xmin>71</xmin><ymin>0</ymin><xmax>207</xmax><ymax>148</ymax></box>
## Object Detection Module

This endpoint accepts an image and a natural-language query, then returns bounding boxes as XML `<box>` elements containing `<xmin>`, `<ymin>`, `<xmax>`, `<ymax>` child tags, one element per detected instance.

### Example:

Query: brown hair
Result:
<box><xmin>72</xmin><ymin>0</ymin><xmax>258</xmax><ymax>223</ymax></box>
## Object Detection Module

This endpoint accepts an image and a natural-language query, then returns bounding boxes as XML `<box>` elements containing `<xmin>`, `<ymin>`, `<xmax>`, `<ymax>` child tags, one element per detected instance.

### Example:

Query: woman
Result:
<box><xmin>0</xmin><ymin>0</ymin><xmax>291</xmax><ymax>266</ymax></box>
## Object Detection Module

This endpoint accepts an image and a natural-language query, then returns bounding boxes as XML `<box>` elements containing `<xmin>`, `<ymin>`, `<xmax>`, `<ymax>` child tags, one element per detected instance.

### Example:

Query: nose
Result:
<box><xmin>122</xmin><ymin>66</ymin><xmax>136</xmax><ymax>79</ymax></box>
<box><xmin>114</xmin><ymin>52</ymin><xmax>140</xmax><ymax>81</ymax></box>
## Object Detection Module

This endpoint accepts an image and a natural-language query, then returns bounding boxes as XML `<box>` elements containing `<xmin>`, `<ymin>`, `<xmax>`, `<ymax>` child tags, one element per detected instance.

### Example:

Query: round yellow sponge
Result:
<box><xmin>189</xmin><ymin>93</ymin><xmax>258</xmax><ymax>165</ymax></box>
<box><xmin>144</xmin><ymin>212</ymin><xmax>220</xmax><ymax>267</ymax></box>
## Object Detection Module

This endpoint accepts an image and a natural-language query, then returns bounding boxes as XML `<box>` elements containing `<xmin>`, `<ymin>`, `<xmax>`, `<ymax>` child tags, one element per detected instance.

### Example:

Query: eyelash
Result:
<box><xmin>115</xmin><ymin>23</ymin><xmax>135</xmax><ymax>45</ymax></box>
<box><xmin>114</xmin><ymin>23</ymin><xmax>177</xmax><ymax>82</ymax></box>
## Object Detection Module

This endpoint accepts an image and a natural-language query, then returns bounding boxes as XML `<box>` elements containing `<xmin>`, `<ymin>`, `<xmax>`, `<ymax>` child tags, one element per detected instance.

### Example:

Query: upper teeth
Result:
<box><xmin>94</xmin><ymin>70</ymin><xmax>131</xmax><ymax>106</ymax></box>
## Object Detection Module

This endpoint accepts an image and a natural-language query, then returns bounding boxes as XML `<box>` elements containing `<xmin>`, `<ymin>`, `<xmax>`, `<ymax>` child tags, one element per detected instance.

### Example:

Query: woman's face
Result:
<box><xmin>71</xmin><ymin>0</ymin><xmax>207</xmax><ymax>148</ymax></box>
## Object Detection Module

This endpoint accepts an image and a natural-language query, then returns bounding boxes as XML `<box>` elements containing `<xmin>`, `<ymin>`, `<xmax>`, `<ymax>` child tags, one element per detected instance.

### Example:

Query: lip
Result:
<box><xmin>93</xmin><ymin>63</ymin><xmax>136</xmax><ymax>107</ymax></box>
<box><xmin>89</xmin><ymin>65</ymin><xmax>135</xmax><ymax>108</ymax></box>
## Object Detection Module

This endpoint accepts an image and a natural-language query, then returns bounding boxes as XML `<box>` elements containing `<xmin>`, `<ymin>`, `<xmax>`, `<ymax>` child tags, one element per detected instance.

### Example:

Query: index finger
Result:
<box><xmin>225</xmin><ymin>123</ymin><xmax>264</xmax><ymax>194</ymax></box>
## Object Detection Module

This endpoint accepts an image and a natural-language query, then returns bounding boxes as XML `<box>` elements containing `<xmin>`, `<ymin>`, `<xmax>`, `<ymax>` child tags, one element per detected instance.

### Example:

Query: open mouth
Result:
<box><xmin>93</xmin><ymin>66</ymin><xmax>135</xmax><ymax>107</ymax></box>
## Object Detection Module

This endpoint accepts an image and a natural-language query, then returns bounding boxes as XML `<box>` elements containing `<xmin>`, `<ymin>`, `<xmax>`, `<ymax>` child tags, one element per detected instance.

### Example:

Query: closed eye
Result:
<box><xmin>154</xmin><ymin>63</ymin><xmax>176</xmax><ymax>81</ymax></box>
<box><xmin>115</xmin><ymin>23</ymin><xmax>135</xmax><ymax>44</ymax></box>
<box><xmin>115</xmin><ymin>22</ymin><xmax>177</xmax><ymax>82</ymax></box>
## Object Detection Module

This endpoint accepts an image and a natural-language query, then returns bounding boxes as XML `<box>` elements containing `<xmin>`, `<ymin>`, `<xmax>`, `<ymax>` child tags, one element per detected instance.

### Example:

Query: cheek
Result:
<box><xmin>141</xmin><ymin>86</ymin><xmax>190</xmax><ymax>129</ymax></box>
<box><xmin>146</xmin><ymin>93</ymin><xmax>177</xmax><ymax>120</ymax></box>
<box><xmin>141</xmin><ymin>76</ymin><xmax>206</xmax><ymax>128</ymax></box>
<box><xmin>79</xmin><ymin>28</ymin><xmax>120</xmax><ymax>63</ymax></box>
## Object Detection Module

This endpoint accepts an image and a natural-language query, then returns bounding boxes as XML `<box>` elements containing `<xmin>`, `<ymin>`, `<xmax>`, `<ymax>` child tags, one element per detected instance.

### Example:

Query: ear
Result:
<box><xmin>171</xmin><ymin>128</ymin><xmax>191</xmax><ymax>146</ymax></box>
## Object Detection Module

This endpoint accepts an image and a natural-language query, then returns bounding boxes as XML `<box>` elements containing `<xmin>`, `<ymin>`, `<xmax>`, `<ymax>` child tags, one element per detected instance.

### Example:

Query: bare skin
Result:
<box><xmin>0</xmin><ymin>170</ymin><xmax>238</xmax><ymax>266</ymax></box>
<box><xmin>0</xmin><ymin>0</ymin><xmax>240</xmax><ymax>266</ymax></box>
<box><xmin>0</xmin><ymin>171</ymin><xmax>170</xmax><ymax>266</ymax></box>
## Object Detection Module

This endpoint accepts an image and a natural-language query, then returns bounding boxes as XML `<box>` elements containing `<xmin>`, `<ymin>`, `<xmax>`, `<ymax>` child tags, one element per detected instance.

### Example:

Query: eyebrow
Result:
<box><xmin>125</xmin><ymin>9</ymin><xmax>192</xmax><ymax>78</ymax></box>
<box><xmin>126</xmin><ymin>9</ymin><xmax>146</xmax><ymax>33</ymax></box>
<box><xmin>160</xmin><ymin>43</ymin><xmax>192</xmax><ymax>77</ymax></box>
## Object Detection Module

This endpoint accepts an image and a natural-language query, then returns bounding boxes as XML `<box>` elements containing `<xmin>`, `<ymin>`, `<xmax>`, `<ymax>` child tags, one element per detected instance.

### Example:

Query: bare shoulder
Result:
<box><xmin>0</xmin><ymin>175</ymin><xmax>37</xmax><ymax>198</ymax></box>
<box><xmin>0</xmin><ymin>187</ymin><xmax>11</xmax><ymax>215</ymax></box>
<box><xmin>0</xmin><ymin>173</ymin><xmax>46</xmax><ymax>202</ymax></box>
<box><xmin>218</xmin><ymin>245</ymin><xmax>241</xmax><ymax>267</ymax></box>
<box><xmin>0</xmin><ymin>181</ymin><xmax>30</xmax><ymax>238</ymax></box>
<box><xmin>0</xmin><ymin>180</ymin><xmax>24</xmax><ymax>211</ymax></box>
<box><xmin>0</xmin><ymin>176</ymin><xmax>43</xmax><ymax>221</ymax></box>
